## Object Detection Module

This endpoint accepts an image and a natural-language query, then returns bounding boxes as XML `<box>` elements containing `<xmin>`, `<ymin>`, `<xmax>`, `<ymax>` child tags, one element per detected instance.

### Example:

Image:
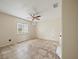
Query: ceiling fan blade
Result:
<box><xmin>37</xmin><ymin>15</ymin><xmax>41</xmax><ymax>17</ymax></box>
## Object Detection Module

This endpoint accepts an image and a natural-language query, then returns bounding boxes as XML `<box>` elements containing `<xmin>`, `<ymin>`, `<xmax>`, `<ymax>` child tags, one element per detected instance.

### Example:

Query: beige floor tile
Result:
<box><xmin>0</xmin><ymin>39</ymin><xmax>60</xmax><ymax>59</ymax></box>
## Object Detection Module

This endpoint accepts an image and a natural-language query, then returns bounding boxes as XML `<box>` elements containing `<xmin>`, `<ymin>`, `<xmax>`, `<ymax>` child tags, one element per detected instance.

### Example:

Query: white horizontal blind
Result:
<box><xmin>17</xmin><ymin>23</ymin><xmax>28</xmax><ymax>34</ymax></box>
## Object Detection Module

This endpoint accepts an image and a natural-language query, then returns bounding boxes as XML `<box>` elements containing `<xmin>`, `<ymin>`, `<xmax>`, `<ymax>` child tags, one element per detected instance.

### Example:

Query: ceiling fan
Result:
<box><xmin>30</xmin><ymin>13</ymin><xmax>41</xmax><ymax>21</ymax></box>
<box><xmin>28</xmin><ymin>8</ymin><xmax>41</xmax><ymax>21</ymax></box>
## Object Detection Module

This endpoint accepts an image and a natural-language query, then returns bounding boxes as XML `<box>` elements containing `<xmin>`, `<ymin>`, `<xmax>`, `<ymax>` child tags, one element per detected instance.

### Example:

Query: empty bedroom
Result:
<box><xmin>0</xmin><ymin>0</ymin><xmax>77</xmax><ymax>59</ymax></box>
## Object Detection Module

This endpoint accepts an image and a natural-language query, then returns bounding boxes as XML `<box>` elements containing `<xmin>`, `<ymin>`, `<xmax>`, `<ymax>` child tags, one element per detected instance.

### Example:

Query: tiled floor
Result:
<box><xmin>0</xmin><ymin>39</ymin><xmax>60</xmax><ymax>59</ymax></box>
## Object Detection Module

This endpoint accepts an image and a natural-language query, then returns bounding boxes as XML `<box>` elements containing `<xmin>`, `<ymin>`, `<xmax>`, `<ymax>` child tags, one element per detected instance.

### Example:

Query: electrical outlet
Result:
<box><xmin>9</xmin><ymin>39</ymin><xmax>12</xmax><ymax>42</ymax></box>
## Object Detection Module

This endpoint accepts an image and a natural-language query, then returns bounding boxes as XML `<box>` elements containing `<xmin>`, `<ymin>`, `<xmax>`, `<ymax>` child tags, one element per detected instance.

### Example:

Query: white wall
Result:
<box><xmin>62</xmin><ymin>0</ymin><xmax>78</xmax><ymax>59</ymax></box>
<box><xmin>36</xmin><ymin>0</ymin><xmax>62</xmax><ymax>41</ymax></box>
<box><xmin>0</xmin><ymin>12</ymin><xmax>35</xmax><ymax>47</ymax></box>
<box><xmin>37</xmin><ymin>18</ymin><xmax>62</xmax><ymax>41</ymax></box>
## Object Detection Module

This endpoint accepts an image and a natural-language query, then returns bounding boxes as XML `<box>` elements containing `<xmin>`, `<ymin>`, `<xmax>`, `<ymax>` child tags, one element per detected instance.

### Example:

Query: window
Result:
<box><xmin>17</xmin><ymin>23</ymin><xmax>28</xmax><ymax>34</ymax></box>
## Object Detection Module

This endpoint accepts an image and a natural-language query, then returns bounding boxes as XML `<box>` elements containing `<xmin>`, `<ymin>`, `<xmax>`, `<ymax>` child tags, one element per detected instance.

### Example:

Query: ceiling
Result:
<box><xmin>0</xmin><ymin>0</ymin><xmax>61</xmax><ymax>21</ymax></box>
